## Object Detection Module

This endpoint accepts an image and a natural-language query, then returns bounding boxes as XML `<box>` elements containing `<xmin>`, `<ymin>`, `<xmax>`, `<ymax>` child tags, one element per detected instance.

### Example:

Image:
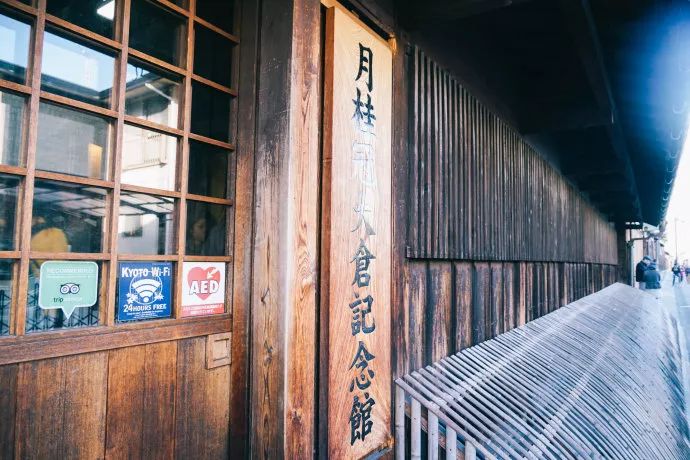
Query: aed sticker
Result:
<box><xmin>38</xmin><ymin>261</ymin><xmax>99</xmax><ymax>318</ymax></box>
<box><xmin>180</xmin><ymin>262</ymin><xmax>225</xmax><ymax>317</ymax></box>
<box><xmin>117</xmin><ymin>261</ymin><xmax>172</xmax><ymax>322</ymax></box>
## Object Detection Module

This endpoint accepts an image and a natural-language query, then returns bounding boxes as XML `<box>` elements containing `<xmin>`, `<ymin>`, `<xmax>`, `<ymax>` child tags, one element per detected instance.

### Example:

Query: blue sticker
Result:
<box><xmin>117</xmin><ymin>262</ymin><xmax>173</xmax><ymax>322</ymax></box>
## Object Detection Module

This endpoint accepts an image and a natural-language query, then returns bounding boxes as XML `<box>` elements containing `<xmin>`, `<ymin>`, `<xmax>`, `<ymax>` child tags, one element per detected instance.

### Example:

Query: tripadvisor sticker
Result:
<box><xmin>38</xmin><ymin>261</ymin><xmax>99</xmax><ymax>318</ymax></box>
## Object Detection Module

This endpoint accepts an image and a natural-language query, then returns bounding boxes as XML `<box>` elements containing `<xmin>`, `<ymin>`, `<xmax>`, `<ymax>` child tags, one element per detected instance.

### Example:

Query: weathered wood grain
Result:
<box><xmin>427</xmin><ymin>263</ymin><xmax>452</xmax><ymax>362</ymax></box>
<box><xmin>406</xmin><ymin>263</ymin><xmax>427</xmax><ymax>372</ymax></box>
<box><xmin>454</xmin><ymin>262</ymin><xmax>473</xmax><ymax>351</ymax></box>
<box><xmin>105</xmin><ymin>346</ymin><xmax>145</xmax><ymax>459</ymax></box>
<box><xmin>106</xmin><ymin>342</ymin><xmax>177</xmax><ymax>459</ymax></box>
<box><xmin>229</xmin><ymin>0</ymin><xmax>260</xmax><ymax>455</ymax></box>
<box><xmin>0</xmin><ymin>364</ymin><xmax>17</xmax><ymax>457</ymax></box>
<box><xmin>15</xmin><ymin>352</ymin><xmax>108</xmax><ymax>459</ymax></box>
<box><xmin>175</xmin><ymin>337</ymin><xmax>231</xmax><ymax>459</ymax></box>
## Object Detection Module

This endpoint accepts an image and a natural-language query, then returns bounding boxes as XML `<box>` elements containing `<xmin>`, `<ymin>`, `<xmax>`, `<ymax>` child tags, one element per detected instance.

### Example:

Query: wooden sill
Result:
<box><xmin>0</xmin><ymin>314</ymin><xmax>232</xmax><ymax>365</ymax></box>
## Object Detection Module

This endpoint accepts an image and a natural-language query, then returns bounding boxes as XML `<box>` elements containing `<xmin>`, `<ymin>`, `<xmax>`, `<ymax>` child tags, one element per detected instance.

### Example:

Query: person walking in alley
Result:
<box><xmin>643</xmin><ymin>263</ymin><xmax>662</xmax><ymax>299</ymax></box>
<box><xmin>636</xmin><ymin>256</ymin><xmax>651</xmax><ymax>290</ymax></box>
<box><xmin>672</xmin><ymin>261</ymin><xmax>682</xmax><ymax>285</ymax></box>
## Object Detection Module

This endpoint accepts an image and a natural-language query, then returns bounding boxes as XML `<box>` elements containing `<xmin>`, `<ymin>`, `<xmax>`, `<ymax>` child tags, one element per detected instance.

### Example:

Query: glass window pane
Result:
<box><xmin>46</xmin><ymin>0</ymin><xmax>117</xmax><ymax>38</ymax></box>
<box><xmin>193</xmin><ymin>24</ymin><xmax>233</xmax><ymax>87</ymax></box>
<box><xmin>0</xmin><ymin>90</ymin><xmax>25</xmax><ymax>166</ymax></box>
<box><xmin>185</xmin><ymin>200</ymin><xmax>226</xmax><ymax>256</ymax></box>
<box><xmin>26</xmin><ymin>260</ymin><xmax>100</xmax><ymax>332</ymax></box>
<box><xmin>0</xmin><ymin>10</ymin><xmax>30</xmax><ymax>84</ymax></box>
<box><xmin>196</xmin><ymin>0</ymin><xmax>234</xmax><ymax>34</ymax></box>
<box><xmin>188</xmin><ymin>140</ymin><xmax>227</xmax><ymax>198</ymax></box>
<box><xmin>118</xmin><ymin>192</ymin><xmax>175</xmax><ymax>255</ymax></box>
<box><xmin>41</xmin><ymin>30</ymin><xmax>115</xmax><ymax>107</ymax></box>
<box><xmin>32</xmin><ymin>180</ymin><xmax>106</xmax><ymax>253</ymax></box>
<box><xmin>122</xmin><ymin>124</ymin><xmax>177</xmax><ymax>190</ymax></box>
<box><xmin>0</xmin><ymin>260</ymin><xmax>12</xmax><ymax>336</ymax></box>
<box><xmin>0</xmin><ymin>174</ymin><xmax>20</xmax><ymax>250</ymax></box>
<box><xmin>125</xmin><ymin>60</ymin><xmax>182</xmax><ymax>128</ymax></box>
<box><xmin>37</xmin><ymin>102</ymin><xmax>111</xmax><ymax>179</ymax></box>
<box><xmin>129</xmin><ymin>0</ymin><xmax>185</xmax><ymax>66</ymax></box>
<box><xmin>191</xmin><ymin>82</ymin><xmax>231</xmax><ymax>142</ymax></box>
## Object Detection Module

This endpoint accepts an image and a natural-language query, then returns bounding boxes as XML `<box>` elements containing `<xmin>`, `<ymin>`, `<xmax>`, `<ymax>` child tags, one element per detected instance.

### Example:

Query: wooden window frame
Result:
<box><xmin>0</xmin><ymin>0</ymin><xmax>241</xmax><ymax>363</ymax></box>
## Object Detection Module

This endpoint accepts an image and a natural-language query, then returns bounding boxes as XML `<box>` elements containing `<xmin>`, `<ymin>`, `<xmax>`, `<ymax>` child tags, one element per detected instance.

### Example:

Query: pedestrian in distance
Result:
<box><xmin>672</xmin><ymin>261</ymin><xmax>682</xmax><ymax>286</ymax></box>
<box><xmin>643</xmin><ymin>263</ymin><xmax>662</xmax><ymax>299</ymax></box>
<box><xmin>635</xmin><ymin>256</ymin><xmax>651</xmax><ymax>290</ymax></box>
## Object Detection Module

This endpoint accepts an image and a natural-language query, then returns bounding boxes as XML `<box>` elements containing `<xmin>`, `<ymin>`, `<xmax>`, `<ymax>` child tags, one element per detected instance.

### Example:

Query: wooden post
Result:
<box><xmin>249</xmin><ymin>0</ymin><xmax>321</xmax><ymax>457</ymax></box>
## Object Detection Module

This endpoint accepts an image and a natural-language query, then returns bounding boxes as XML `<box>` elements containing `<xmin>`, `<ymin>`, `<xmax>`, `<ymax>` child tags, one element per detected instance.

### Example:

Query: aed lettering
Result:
<box><xmin>189</xmin><ymin>279</ymin><xmax>220</xmax><ymax>295</ymax></box>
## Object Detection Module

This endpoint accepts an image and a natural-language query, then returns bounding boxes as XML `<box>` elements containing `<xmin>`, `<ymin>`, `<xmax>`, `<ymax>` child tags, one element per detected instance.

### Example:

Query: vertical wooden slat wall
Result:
<box><xmin>407</xmin><ymin>47</ymin><xmax>618</xmax><ymax>265</ymax></box>
<box><xmin>393</xmin><ymin>46</ymin><xmax>621</xmax><ymax>377</ymax></box>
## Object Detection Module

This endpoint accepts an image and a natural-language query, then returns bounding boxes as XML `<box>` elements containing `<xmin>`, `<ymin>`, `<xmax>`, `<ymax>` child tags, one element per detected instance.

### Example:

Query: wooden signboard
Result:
<box><xmin>322</xmin><ymin>4</ymin><xmax>393</xmax><ymax>458</ymax></box>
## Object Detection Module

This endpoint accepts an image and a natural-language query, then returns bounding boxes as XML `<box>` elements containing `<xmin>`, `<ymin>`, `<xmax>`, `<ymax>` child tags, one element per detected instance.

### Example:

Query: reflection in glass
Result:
<box><xmin>25</xmin><ymin>260</ymin><xmax>100</xmax><ymax>332</ymax></box>
<box><xmin>0</xmin><ymin>174</ymin><xmax>19</xmax><ymax>250</ymax></box>
<box><xmin>191</xmin><ymin>82</ymin><xmax>231</xmax><ymax>142</ymax></box>
<box><xmin>37</xmin><ymin>102</ymin><xmax>111</xmax><ymax>179</ymax></box>
<box><xmin>196</xmin><ymin>0</ymin><xmax>234</xmax><ymax>34</ymax></box>
<box><xmin>46</xmin><ymin>0</ymin><xmax>117</xmax><ymax>38</ymax></box>
<box><xmin>194</xmin><ymin>24</ymin><xmax>233</xmax><ymax>87</ymax></box>
<box><xmin>0</xmin><ymin>90</ymin><xmax>25</xmax><ymax>166</ymax></box>
<box><xmin>125</xmin><ymin>60</ymin><xmax>181</xmax><ymax>128</ymax></box>
<box><xmin>129</xmin><ymin>0</ymin><xmax>184</xmax><ymax>66</ymax></box>
<box><xmin>31</xmin><ymin>180</ymin><xmax>106</xmax><ymax>253</ymax></box>
<box><xmin>41</xmin><ymin>30</ymin><xmax>115</xmax><ymax>107</ymax></box>
<box><xmin>121</xmin><ymin>124</ymin><xmax>177</xmax><ymax>190</ymax></box>
<box><xmin>0</xmin><ymin>260</ymin><xmax>12</xmax><ymax>336</ymax></box>
<box><xmin>0</xmin><ymin>11</ymin><xmax>30</xmax><ymax>83</ymax></box>
<box><xmin>188</xmin><ymin>140</ymin><xmax>228</xmax><ymax>198</ymax></box>
<box><xmin>186</xmin><ymin>200</ymin><xmax>226</xmax><ymax>256</ymax></box>
<box><xmin>118</xmin><ymin>192</ymin><xmax>175</xmax><ymax>255</ymax></box>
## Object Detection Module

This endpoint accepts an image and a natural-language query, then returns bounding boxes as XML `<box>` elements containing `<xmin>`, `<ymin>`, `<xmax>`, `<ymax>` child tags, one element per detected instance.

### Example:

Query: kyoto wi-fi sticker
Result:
<box><xmin>117</xmin><ymin>261</ymin><xmax>172</xmax><ymax>321</ymax></box>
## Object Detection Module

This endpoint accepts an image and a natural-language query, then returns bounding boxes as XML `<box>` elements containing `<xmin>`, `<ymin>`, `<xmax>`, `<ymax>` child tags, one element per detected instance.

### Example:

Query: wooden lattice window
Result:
<box><xmin>0</xmin><ymin>0</ymin><xmax>238</xmax><ymax>337</ymax></box>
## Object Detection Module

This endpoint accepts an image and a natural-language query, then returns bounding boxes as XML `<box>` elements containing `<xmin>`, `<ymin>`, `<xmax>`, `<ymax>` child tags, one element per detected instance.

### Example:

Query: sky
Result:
<box><xmin>665</xmin><ymin>133</ymin><xmax>690</xmax><ymax>263</ymax></box>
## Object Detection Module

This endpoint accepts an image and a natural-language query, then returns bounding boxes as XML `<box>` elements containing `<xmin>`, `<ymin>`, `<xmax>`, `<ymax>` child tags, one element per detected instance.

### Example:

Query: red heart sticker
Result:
<box><xmin>187</xmin><ymin>266</ymin><xmax>221</xmax><ymax>301</ymax></box>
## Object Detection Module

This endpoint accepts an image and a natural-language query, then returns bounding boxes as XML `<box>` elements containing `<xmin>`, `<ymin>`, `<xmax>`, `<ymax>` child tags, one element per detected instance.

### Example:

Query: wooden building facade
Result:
<box><xmin>5</xmin><ymin>0</ymin><xmax>683</xmax><ymax>458</ymax></box>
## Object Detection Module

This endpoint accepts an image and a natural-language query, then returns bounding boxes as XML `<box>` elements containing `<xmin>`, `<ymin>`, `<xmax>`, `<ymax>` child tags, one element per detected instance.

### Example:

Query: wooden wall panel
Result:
<box><xmin>502</xmin><ymin>263</ymin><xmax>515</xmax><ymax>333</ymax></box>
<box><xmin>1</xmin><ymin>335</ymin><xmax>232</xmax><ymax>460</ymax></box>
<box><xmin>175</xmin><ymin>337</ymin><xmax>231</xmax><ymax>459</ymax></box>
<box><xmin>106</xmin><ymin>342</ymin><xmax>177</xmax><ymax>459</ymax></box>
<box><xmin>0</xmin><ymin>364</ymin><xmax>17</xmax><ymax>458</ymax></box>
<box><xmin>427</xmin><ymin>263</ymin><xmax>452</xmax><ymax>362</ymax></box>
<box><xmin>405</xmin><ymin>263</ymin><xmax>427</xmax><ymax>373</ymax></box>
<box><xmin>407</xmin><ymin>47</ymin><xmax>618</xmax><ymax>265</ymax></box>
<box><xmin>394</xmin><ymin>261</ymin><xmax>619</xmax><ymax>374</ymax></box>
<box><xmin>454</xmin><ymin>262</ymin><xmax>473</xmax><ymax>352</ymax></box>
<box><xmin>490</xmin><ymin>263</ymin><xmax>503</xmax><ymax>338</ymax></box>
<box><xmin>472</xmin><ymin>263</ymin><xmax>490</xmax><ymax>345</ymax></box>
<box><xmin>15</xmin><ymin>353</ymin><xmax>108</xmax><ymax>459</ymax></box>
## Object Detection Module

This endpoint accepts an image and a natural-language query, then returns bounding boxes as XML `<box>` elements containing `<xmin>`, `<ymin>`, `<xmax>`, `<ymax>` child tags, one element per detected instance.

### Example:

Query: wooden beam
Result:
<box><xmin>249</xmin><ymin>0</ymin><xmax>321</xmax><ymax>457</ymax></box>
<box><xmin>559</xmin><ymin>0</ymin><xmax>642</xmax><ymax>221</ymax></box>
